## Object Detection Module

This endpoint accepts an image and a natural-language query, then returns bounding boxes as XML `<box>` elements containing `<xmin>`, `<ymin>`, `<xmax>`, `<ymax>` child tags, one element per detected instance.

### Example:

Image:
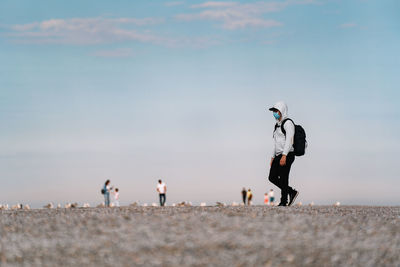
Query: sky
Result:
<box><xmin>0</xmin><ymin>0</ymin><xmax>399</xmax><ymax>208</ymax></box>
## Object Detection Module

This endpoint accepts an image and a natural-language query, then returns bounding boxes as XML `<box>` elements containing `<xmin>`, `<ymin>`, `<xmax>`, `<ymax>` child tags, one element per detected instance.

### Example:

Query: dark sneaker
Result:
<box><xmin>278</xmin><ymin>202</ymin><xmax>287</xmax><ymax>206</ymax></box>
<box><xmin>288</xmin><ymin>190</ymin><xmax>299</xmax><ymax>206</ymax></box>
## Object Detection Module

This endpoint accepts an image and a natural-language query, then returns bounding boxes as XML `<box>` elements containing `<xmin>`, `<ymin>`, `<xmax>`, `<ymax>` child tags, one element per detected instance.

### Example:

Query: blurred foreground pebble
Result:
<box><xmin>0</xmin><ymin>206</ymin><xmax>399</xmax><ymax>266</ymax></box>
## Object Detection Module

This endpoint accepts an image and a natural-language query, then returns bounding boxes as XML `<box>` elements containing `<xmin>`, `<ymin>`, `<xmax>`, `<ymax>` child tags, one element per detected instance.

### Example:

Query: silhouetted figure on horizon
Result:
<box><xmin>102</xmin><ymin>180</ymin><xmax>113</xmax><ymax>207</ymax></box>
<box><xmin>241</xmin><ymin>188</ymin><xmax>247</xmax><ymax>205</ymax></box>
<box><xmin>269</xmin><ymin>189</ymin><xmax>275</xmax><ymax>206</ymax></box>
<box><xmin>264</xmin><ymin>193</ymin><xmax>269</xmax><ymax>205</ymax></box>
<box><xmin>157</xmin><ymin>179</ymin><xmax>167</xmax><ymax>206</ymax></box>
<box><xmin>247</xmin><ymin>189</ymin><xmax>253</xmax><ymax>206</ymax></box>
<box><xmin>113</xmin><ymin>188</ymin><xmax>120</xmax><ymax>207</ymax></box>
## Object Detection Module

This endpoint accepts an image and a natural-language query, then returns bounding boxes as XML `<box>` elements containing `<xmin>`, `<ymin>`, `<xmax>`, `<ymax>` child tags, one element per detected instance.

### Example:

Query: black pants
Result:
<box><xmin>268</xmin><ymin>153</ymin><xmax>295</xmax><ymax>204</ymax></box>
<box><xmin>242</xmin><ymin>194</ymin><xmax>246</xmax><ymax>204</ymax></box>
<box><xmin>159</xmin><ymin>194</ymin><xmax>166</xmax><ymax>206</ymax></box>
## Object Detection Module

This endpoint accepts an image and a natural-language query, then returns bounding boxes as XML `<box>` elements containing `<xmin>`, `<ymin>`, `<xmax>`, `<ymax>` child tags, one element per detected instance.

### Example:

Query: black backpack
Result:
<box><xmin>274</xmin><ymin>118</ymin><xmax>307</xmax><ymax>156</ymax></box>
<box><xmin>101</xmin><ymin>188</ymin><xmax>105</xmax><ymax>195</ymax></box>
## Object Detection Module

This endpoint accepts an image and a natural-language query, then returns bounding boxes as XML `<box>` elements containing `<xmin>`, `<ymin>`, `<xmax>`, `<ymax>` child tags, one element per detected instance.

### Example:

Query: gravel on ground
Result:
<box><xmin>0</xmin><ymin>206</ymin><xmax>399</xmax><ymax>266</ymax></box>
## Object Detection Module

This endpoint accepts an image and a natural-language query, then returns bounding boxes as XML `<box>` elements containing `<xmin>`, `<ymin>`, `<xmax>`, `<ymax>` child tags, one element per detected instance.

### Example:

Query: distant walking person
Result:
<box><xmin>102</xmin><ymin>180</ymin><xmax>113</xmax><ymax>207</ymax></box>
<box><xmin>113</xmin><ymin>188</ymin><xmax>120</xmax><ymax>207</ymax></box>
<box><xmin>247</xmin><ymin>189</ymin><xmax>253</xmax><ymax>206</ymax></box>
<box><xmin>268</xmin><ymin>101</ymin><xmax>302</xmax><ymax>206</ymax></box>
<box><xmin>241</xmin><ymin>188</ymin><xmax>247</xmax><ymax>205</ymax></box>
<box><xmin>157</xmin><ymin>180</ymin><xmax>167</xmax><ymax>206</ymax></box>
<box><xmin>269</xmin><ymin>189</ymin><xmax>275</xmax><ymax>206</ymax></box>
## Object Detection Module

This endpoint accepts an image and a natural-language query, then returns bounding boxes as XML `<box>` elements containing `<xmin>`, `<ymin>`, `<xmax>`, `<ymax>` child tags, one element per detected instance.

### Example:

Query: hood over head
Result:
<box><xmin>269</xmin><ymin>101</ymin><xmax>288</xmax><ymax>121</ymax></box>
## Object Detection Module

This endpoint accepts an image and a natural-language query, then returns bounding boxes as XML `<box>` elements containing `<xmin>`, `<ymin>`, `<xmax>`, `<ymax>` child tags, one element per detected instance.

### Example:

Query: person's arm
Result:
<box><xmin>272</xmin><ymin>141</ymin><xmax>276</xmax><ymax>158</ymax></box>
<box><xmin>270</xmin><ymin>137</ymin><xmax>276</xmax><ymax>166</ymax></box>
<box><xmin>280</xmin><ymin>121</ymin><xmax>295</xmax><ymax>166</ymax></box>
<box><xmin>164</xmin><ymin>185</ymin><xmax>166</xmax><ymax>193</ymax></box>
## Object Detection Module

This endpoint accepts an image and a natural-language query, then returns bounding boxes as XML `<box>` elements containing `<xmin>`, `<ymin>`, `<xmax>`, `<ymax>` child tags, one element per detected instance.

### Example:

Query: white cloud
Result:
<box><xmin>8</xmin><ymin>17</ymin><xmax>165</xmax><ymax>45</ymax></box>
<box><xmin>340</xmin><ymin>22</ymin><xmax>357</xmax><ymax>28</ymax></box>
<box><xmin>176</xmin><ymin>0</ymin><xmax>318</xmax><ymax>30</ymax></box>
<box><xmin>11</xmin><ymin>23</ymin><xmax>39</xmax><ymax>31</ymax></box>
<box><xmin>6</xmin><ymin>17</ymin><xmax>222</xmax><ymax>49</ymax></box>
<box><xmin>191</xmin><ymin>1</ymin><xmax>237</xmax><ymax>8</ymax></box>
<box><xmin>223</xmin><ymin>18</ymin><xmax>282</xmax><ymax>30</ymax></box>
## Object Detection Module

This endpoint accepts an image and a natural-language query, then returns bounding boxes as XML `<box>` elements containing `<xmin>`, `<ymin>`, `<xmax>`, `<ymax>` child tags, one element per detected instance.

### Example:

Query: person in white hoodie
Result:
<box><xmin>268</xmin><ymin>101</ymin><xmax>299</xmax><ymax>206</ymax></box>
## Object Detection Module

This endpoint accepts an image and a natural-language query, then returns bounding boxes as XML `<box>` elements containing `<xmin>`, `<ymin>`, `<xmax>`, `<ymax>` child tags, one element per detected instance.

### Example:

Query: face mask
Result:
<box><xmin>273</xmin><ymin>112</ymin><xmax>280</xmax><ymax>120</ymax></box>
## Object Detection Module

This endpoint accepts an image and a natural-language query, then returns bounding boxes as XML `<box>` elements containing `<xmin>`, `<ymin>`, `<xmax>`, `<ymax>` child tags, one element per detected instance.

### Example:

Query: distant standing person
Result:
<box><xmin>113</xmin><ymin>188</ymin><xmax>120</xmax><ymax>207</ymax></box>
<box><xmin>157</xmin><ymin>180</ymin><xmax>167</xmax><ymax>206</ymax></box>
<box><xmin>264</xmin><ymin>193</ymin><xmax>269</xmax><ymax>205</ymax></box>
<box><xmin>268</xmin><ymin>101</ymin><xmax>302</xmax><ymax>206</ymax></box>
<box><xmin>269</xmin><ymin>189</ymin><xmax>275</xmax><ymax>206</ymax></box>
<box><xmin>247</xmin><ymin>189</ymin><xmax>253</xmax><ymax>206</ymax></box>
<box><xmin>102</xmin><ymin>180</ymin><xmax>113</xmax><ymax>207</ymax></box>
<box><xmin>241</xmin><ymin>188</ymin><xmax>247</xmax><ymax>205</ymax></box>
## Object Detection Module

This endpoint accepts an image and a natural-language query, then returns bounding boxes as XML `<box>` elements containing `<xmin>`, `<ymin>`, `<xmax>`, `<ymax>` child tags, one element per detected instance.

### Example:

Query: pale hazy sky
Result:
<box><xmin>1</xmin><ymin>0</ymin><xmax>399</xmax><ymax>207</ymax></box>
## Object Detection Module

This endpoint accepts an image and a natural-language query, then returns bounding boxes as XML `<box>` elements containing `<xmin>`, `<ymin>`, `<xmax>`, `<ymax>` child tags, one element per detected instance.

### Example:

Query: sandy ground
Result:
<box><xmin>0</xmin><ymin>206</ymin><xmax>399</xmax><ymax>266</ymax></box>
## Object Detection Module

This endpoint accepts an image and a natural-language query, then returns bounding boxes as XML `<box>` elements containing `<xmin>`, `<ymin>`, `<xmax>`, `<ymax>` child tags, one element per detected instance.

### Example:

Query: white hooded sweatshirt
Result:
<box><xmin>271</xmin><ymin>101</ymin><xmax>295</xmax><ymax>157</ymax></box>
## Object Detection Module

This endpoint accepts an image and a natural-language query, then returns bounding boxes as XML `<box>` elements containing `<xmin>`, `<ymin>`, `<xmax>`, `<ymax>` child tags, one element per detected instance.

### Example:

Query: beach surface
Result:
<box><xmin>0</xmin><ymin>206</ymin><xmax>399</xmax><ymax>266</ymax></box>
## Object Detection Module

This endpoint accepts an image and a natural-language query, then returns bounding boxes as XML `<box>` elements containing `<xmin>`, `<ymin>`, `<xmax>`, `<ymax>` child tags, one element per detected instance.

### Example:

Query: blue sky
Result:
<box><xmin>0</xmin><ymin>0</ymin><xmax>399</xmax><ymax>207</ymax></box>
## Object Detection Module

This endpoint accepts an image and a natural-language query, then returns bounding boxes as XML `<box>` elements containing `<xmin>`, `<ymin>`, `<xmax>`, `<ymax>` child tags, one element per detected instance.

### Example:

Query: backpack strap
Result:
<box><xmin>273</xmin><ymin>123</ymin><xmax>280</xmax><ymax>137</ymax></box>
<box><xmin>279</xmin><ymin>118</ymin><xmax>294</xmax><ymax>137</ymax></box>
<box><xmin>274</xmin><ymin>123</ymin><xmax>279</xmax><ymax>133</ymax></box>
